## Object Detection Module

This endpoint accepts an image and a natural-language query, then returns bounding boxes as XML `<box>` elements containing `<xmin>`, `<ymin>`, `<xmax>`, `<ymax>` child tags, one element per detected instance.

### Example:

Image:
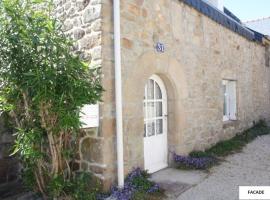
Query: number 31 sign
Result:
<box><xmin>155</xmin><ymin>42</ymin><xmax>165</xmax><ymax>53</ymax></box>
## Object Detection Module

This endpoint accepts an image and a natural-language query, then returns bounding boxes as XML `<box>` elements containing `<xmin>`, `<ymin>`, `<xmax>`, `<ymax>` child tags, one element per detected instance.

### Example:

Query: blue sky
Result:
<box><xmin>224</xmin><ymin>0</ymin><xmax>270</xmax><ymax>22</ymax></box>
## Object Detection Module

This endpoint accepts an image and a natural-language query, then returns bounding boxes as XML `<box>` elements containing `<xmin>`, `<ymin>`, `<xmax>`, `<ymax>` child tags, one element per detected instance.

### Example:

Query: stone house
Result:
<box><xmin>54</xmin><ymin>0</ymin><xmax>270</xmax><ymax>188</ymax></box>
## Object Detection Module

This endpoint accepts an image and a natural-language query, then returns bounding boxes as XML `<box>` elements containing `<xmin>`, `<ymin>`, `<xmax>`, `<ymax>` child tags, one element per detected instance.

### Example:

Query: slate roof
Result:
<box><xmin>223</xmin><ymin>7</ymin><xmax>241</xmax><ymax>24</ymax></box>
<box><xmin>181</xmin><ymin>0</ymin><xmax>269</xmax><ymax>44</ymax></box>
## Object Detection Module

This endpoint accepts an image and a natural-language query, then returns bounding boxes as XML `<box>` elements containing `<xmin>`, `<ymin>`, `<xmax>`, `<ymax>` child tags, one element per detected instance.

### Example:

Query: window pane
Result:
<box><xmin>143</xmin><ymin>103</ymin><xmax>146</xmax><ymax>118</ymax></box>
<box><xmin>147</xmin><ymin>121</ymin><xmax>155</xmax><ymax>137</ymax></box>
<box><xmin>155</xmin><ymin>83</ymin><xmax>162</xmax><ymax>99</ymax></box>
<box><xmin>144</xmin><ymin>123</ymin><xmax>147</xmax><ymax>137</ymax></box>
<box><xmin>222</xmin><ymin>80</ymin><xmax>237</xmax><ymax>121</ymax></box>
<box><xmin>144</xmin><ymin>86</ymin><xmax>147</xmax><ymax>100</ymax></box>
<box><xmin>156</xmin><ymin>119</ymin><xmax>163</xmax><ymax>134</ymax></box>
<box><xmin>228</xmin><ymin>81</ymin><xmax>237</xmax><ymax>120</ymax></box>
<box><xmin>147</xmin><ymin>80</ymin><xmax>154</xmax><ymax>99</ymax></box>
<box><xmin>156</xmin><ymin>102</ymin><xmax>162</xmax><ymax>117</ymax></box>
<box><xmin>223</xmin><ymin>84</ymin><xmax>227</xmax><ymax>116</ymax></box>
<box><xmin>147</xmin><ymin>102</ymin><xmax>155</xmax><ymax>118</ymax></box>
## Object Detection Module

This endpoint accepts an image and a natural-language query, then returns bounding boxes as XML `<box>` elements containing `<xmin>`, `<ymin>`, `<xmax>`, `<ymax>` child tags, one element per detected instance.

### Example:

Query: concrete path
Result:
<box><xmin>151</xmin><ymin>135</ymin><xmax>270</xmax><ymax>200</ymax></box>
<box><xmin>150</xmin><ymin>168</ymin><xmax>208</xmax><ymax>199</ymax></box>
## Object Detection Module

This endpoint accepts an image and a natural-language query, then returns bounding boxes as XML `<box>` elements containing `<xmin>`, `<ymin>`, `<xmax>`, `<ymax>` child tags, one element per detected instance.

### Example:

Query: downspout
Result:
<box><xmin>113</xmin><ymin>0</ymin><xmax>124</xmax><ymax>187</ymax></box>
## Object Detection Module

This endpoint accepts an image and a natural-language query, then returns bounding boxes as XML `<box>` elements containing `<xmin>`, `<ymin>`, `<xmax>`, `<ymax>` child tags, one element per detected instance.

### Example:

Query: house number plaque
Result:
<box><xmin>155</xmin><ymin>42</ymin><xmax>165</xmax><ymax>53</ymax></box>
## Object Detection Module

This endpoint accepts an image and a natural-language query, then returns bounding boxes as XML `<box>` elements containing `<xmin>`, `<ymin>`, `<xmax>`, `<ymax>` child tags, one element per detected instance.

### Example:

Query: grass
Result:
<box><xmin>131</xmin><ymin>190</ymin><xmax>165</xmax><ymax>200</ymax></box>
<box><xmin>98</xmin><ymin>190</ymin><xmax>165</xmax><ymax>200</ymax></box>
<box><xmin>191</xmin><ymin>120</ymin><xmax>270</xmax><ymax>158</ymax></box>
<box><xmin>175</xmin><ymin>120</ymin><xmax>270</xmax><ymax>170</ymax></box>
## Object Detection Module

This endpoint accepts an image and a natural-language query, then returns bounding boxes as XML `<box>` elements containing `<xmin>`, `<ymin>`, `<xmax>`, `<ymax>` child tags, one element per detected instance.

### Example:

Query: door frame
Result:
<box><xmin>143</xmin><ymin>74</ymin><xmax>168</xmax><ymax>173</ymax></box>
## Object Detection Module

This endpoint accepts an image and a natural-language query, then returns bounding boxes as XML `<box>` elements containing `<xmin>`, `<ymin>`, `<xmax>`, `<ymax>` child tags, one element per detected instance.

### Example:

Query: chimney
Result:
<box><xmin>204</xmin><ymin>0</ymin><xmax>224</xmax><ymax>11</ymax></box>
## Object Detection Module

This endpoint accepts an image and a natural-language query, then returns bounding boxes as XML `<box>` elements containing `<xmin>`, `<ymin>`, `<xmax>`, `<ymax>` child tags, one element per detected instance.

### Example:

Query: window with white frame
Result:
<box><xmin>222</xmin><ymin>80</ymin><xmax>237</xmax><ymax>121</ymax></box>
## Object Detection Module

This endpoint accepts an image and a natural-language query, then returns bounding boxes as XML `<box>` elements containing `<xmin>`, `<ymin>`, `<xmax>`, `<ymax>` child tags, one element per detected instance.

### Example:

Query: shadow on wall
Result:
<box><xmin>0</xmin><ymin>113</ymin><xmax>19</xmax><ymax>186</ymax></box>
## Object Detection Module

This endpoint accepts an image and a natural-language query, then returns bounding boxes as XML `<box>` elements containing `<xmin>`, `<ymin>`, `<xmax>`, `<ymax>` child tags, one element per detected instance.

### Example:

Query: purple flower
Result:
<box><xmin>147</xmin><ymin>183</ymin><xmax>160</xmax><ymax>193</ymax></box>
<box><xmin>106</xmin><ymin>168</ymin><xmax>159</xmax><ymax>200</ymax></box>
<box><xmin>173</xmin><ymin>153</ymin><xmax>215</xmax><ymax>169</ymax></box>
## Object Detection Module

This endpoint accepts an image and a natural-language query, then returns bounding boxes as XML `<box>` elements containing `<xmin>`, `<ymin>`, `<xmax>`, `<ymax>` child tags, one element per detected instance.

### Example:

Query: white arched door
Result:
<box><xmin>143</xmin><ymin>75</ymin><xmax>168</xmax><ymax>173</ymax></box>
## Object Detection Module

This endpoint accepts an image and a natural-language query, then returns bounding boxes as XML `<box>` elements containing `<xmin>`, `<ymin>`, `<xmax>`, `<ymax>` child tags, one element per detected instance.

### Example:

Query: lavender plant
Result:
<box><xmin>109</xmin><ymin>168</ymin><xmax>160</xmax><ymax>200</ymax></box>
<box><xmin>173</xmin><ymin>153</ymin><xmax>215</xmax><ymax>170</ymax></box>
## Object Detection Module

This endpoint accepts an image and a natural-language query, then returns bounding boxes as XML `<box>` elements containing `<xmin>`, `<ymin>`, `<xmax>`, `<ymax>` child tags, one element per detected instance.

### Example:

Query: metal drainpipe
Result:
<box><xmin>113</xmin><ymin>0</ymin><xmax>124</xmax><ymax>188</ymax></box>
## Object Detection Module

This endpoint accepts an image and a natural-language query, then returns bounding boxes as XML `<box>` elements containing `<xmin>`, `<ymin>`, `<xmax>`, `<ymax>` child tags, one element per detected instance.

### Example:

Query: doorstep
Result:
<box><xmin>149</xmin><ymin>168</ymin><xmax>208</xmax><ymax>199</ymax></box>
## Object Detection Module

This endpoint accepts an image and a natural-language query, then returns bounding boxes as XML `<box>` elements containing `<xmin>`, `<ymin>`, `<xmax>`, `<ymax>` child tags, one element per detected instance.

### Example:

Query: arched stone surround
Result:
<box><xmin>121</xmin><ymin>51</ymin><xmax>189</xmax><ymax>173</ymax></box>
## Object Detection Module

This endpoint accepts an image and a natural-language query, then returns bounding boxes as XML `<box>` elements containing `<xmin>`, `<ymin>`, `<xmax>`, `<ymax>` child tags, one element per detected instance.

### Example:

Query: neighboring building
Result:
<box><xmin>245</xmin><ymin>17</ymin><xmax>270</xmax><ymax>36</ymax></box>
<box><xmin>54</xmin><ymin>0</ymin><xmax>270</xmax><ymax>188</ymax></box>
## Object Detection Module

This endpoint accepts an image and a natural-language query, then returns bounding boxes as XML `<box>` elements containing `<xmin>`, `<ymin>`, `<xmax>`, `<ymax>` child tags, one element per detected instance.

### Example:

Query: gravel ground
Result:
<box><xmin>176</xmin><ymin>135</ymin><xmax>270</xmax><ymax>200</ymax></box>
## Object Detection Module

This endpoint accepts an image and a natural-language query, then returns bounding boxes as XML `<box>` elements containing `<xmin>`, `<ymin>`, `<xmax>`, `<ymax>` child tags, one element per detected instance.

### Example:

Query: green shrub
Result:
<box><xmin>0</xmin><ymin>0</ymin><xmax>103</xmax><ymax>198</ymax></box>
<box><xmin>132</xmin><ymin>175</ymin><xmax>154</xmax><ymax>192</ymax></box>
<box><xmin>191</xmin><ymin>120</ymin><xmax>270</xmax><ymax>158</ymax></box>
<box><xmin>184</xmin><ymin>120</ymin><xmax>270</xmax><ymax>170</ymax></box>
<box><xmin>67</xmin><ymin>172</ymin><xmax>102</xmax><ymax>200</ymax></box>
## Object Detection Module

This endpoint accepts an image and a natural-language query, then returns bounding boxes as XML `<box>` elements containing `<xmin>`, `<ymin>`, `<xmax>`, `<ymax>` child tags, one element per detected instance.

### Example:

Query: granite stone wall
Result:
<box><xmin>53</xmin><ymin>0</ymin><xmax>270</xmax><ymax>188</ymax></box>
<box><xmin>118</xmin><ymin>0</ymin><xmax>270</xmax><ymax>174</ymax></box>
<box><xmin>266</xmin><ymin>46</ymin><xmax>270</xmax><ymax>67</ymax></box>
<box><xmin>53</xmin><ymin>0</ymin><xmax>115</xmax><ymax>189</ymax></box>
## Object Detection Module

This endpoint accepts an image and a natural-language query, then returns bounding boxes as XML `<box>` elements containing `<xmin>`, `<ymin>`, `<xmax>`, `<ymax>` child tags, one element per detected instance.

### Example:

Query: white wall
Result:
<box><xmin>245</xmin><ymin>18</ymin><xmax>270</xmax><ymax>36</ymax></box>
<box><xmin>204</xmin><ymin>0</ymin><xmax>224</xmax><ymax>11</ymax></box>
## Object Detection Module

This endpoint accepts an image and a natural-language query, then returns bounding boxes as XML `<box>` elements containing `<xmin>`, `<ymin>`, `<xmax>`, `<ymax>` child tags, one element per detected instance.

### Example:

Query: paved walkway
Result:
<box><xmin>151</xmin><ymin>135</ymin><xmax>270</xmax><ymax>200</ymax></box>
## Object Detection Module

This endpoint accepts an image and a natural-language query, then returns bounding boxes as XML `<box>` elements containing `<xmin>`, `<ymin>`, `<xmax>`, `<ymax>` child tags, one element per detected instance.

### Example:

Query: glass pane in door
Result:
<box><xmin>156</xmin><ymin>102</ymin><xmax>162</xmax><ymax>117</ymax></box>
<box><xmin>155</xmin><ymin>83</ymin><xmax>162</xmax><ymax>99</ymax></box>
<box><xmin>156</xmin><ymin>119</ymin><xmax>163</xmax><ymax>134</ymax></box>
<box><xmin>147</xmin><ymin>80</ymin><xmax>154</xmax><ymax>99</ymax></box>
<box><xmin>147</xmin><ymin>121</ymin><xmax>155</xmax><ymax>137</ymax></box>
